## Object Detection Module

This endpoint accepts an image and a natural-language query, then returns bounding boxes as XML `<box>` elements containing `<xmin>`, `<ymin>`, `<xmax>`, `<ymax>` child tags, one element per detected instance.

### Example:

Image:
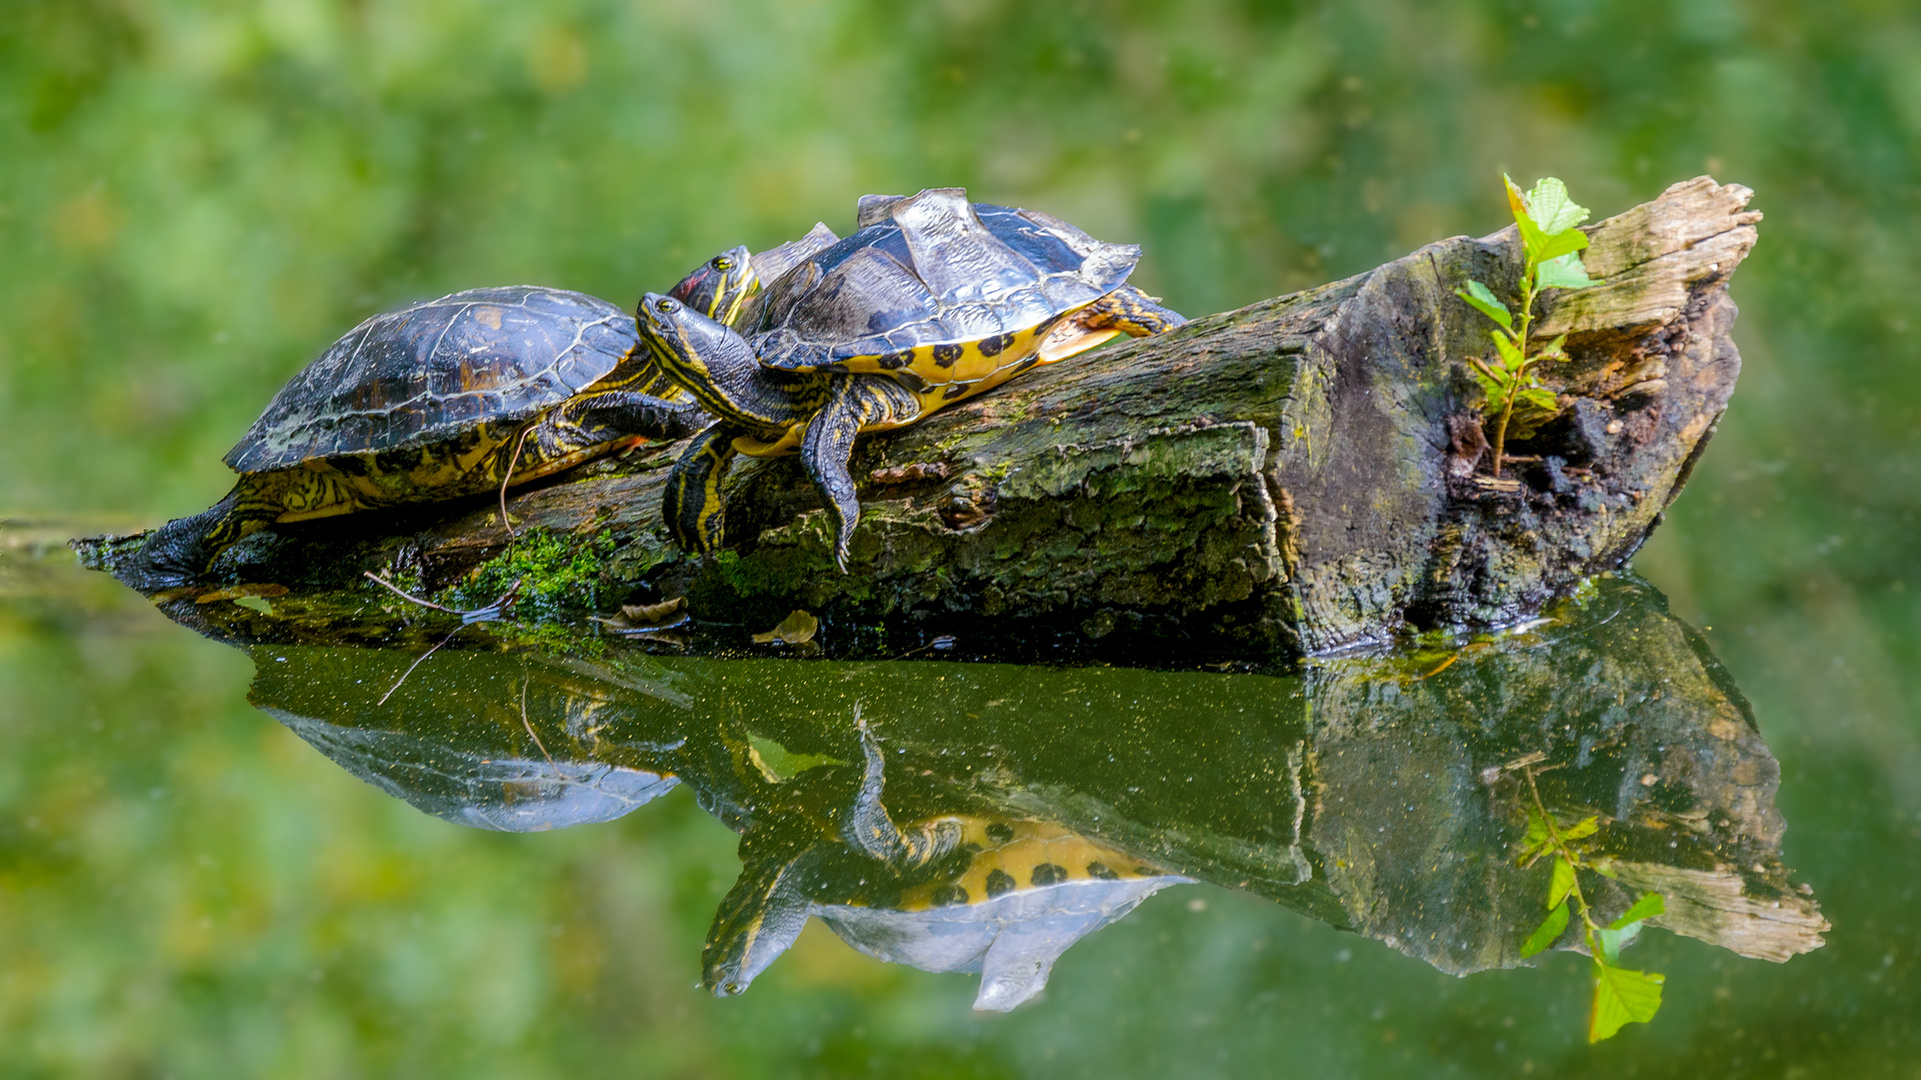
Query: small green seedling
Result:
<box><xmin>1457</xmin><ymin>176</ymin><xmax>1599</xmax><ymax>477</ymax></box>
<box><xmin>1515</xmin><ymin>767</ymin><xmax>1667</xmax><ymax>1043</ymax></box>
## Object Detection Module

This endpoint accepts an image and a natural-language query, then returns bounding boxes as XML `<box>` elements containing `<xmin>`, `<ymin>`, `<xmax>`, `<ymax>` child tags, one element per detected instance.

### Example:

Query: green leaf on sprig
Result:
<box><xmin>1512</xmin><ymin>212</ymin><xmax>1555</xmax><ymax>270</ymax></box>
<box><xmin>1610</xmin><ymin>893</ymin><xmax>1666</xmax><ymax>930</ymax></box>
<box><xmin>1594</xmin><ymin>923</ymin><xmax>1639</xmax><ymax>965</ymax></box>
<box><xmin>1548</xmin><ymin>855</ymin><xmax>1578</xmax><ymax>909</ymax></box>
<box><xmin>1505</xmin><ymin>174</ymin><xmax>1531</xmax><ymax>222</ymax></box>
<box><xmin>1518</xmin><ymin>807</ymin><xmax>1554</xmax><ymax>863</ymax></box>
<box><xmin>1523</xmin><ymin>176</ymin><xmax>1592</xmax><ymax>236</ymax></box>
<box><xmin>1521</xmin><ymin>901</ymin><xmax>1570</xmax><ymax>958</ymax></box>
<box><xmin>1589</xmin><ymin>964</ymin><xmax>1664</xmax><ymax>1042</ymax></box>
<box><xmin>1530</xmin><ymin>227</ymin><xmax>1590</xmax><ymax>265</ymax></box>
<box><xmin>1560</xmin><ymin>816</ymin><xmax>1599</xmax><ymax>842</ymax></box>
<box><xmin>1536</xmin><ymin>333</ymin><xmax>1571</xmax><ymax>361</ymax></box>
<box><xmin>1537</xmin><ymin>252</ymin><xmax>1596</xmax><ymax>290</ymax></box>
<box><xmin>1516</xmin><ymin>385</ymin><xmax>1560</xmax><ymax>414</ymax></box>
<box><xmin>1493</xmin><ymin>331</ymin><xmax>1525</xmax><ymax>370</ymax></box>
<box><xmin>1457</xmin><ymin>280</ymin><xmax>1513</xmax><ymax>328</ymax></box>
<box><xmin>1470</xmin><ymin>363</ymin><xmax>1506</xmax><ymax>405</ymax></box>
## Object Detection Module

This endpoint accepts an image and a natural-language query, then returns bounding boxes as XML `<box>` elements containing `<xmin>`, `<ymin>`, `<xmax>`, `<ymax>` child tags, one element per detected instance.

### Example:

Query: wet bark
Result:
<box><xmin>78</xmin><ymin>177</ymin><xmax>1760</xmax><ymax>657</ymax></box>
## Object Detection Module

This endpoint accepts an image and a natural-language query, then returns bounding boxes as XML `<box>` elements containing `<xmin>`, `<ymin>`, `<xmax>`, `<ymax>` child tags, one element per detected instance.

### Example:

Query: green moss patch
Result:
<box><xmin>443</xmin><ymin>529</ymin><xmax>617</xmax><ymax>620</ymax></box>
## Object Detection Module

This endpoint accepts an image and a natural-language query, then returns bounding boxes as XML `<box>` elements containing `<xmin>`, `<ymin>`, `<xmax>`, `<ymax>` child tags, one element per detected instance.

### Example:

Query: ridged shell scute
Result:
<box><xmin>225</xmin><ymin>286</ymin><xmax>636</xmax><ymax>474</ymax></box>
<box><xmin>749</xmin><ymin>189</ymin><xmax>1141</xmax><ymax>372</ymax></box>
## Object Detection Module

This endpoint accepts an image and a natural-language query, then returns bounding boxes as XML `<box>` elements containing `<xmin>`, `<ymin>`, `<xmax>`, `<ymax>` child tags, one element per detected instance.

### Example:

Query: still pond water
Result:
<box><xmin>2</xmin><ymin>531</ymin><xmax>1912</xmax><ymax>1078</ymax></box>
<box><xmin>4</xmin><ymin>1</ymin><xmax>1920</xmax><ymax>1076</ymax></box>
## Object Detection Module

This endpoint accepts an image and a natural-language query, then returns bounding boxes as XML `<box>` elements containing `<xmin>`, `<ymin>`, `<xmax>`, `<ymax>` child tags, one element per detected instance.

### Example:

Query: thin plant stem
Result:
<box><xmin>498</xmin><ymin>425</ymin><xmax>533</xmax><ymax>541</ymax></box>
<box><xmin>1491</xmin><ymin>272</ymin><xmax>1538</xmax><ymax>478</ymax></box>
<box><xmin>364</xmin><ymin>570</ymin><xmax>461</xmax><ymax>613</ymax></box>
<box><xmin>1523</xmin><ymin>766</ymin><xmax>1597</xmax><ymax>949</ymax></box>
<box><xmin>378</xmin><ymin>625</ymin><xmax>461</xmax><ymax>705</ymax></box>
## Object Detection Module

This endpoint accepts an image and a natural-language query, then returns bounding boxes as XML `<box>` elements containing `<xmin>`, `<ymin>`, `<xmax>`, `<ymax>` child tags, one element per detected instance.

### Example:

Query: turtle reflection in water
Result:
<box><xmin>707</xmin><ymin>717</ymin><xmax>1187</xmax><ymax>1011</ymax></box>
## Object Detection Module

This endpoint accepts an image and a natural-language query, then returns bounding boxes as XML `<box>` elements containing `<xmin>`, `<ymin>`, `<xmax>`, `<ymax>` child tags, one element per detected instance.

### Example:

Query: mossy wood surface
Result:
<box><xmin>80</xmin><ymin>178</ymin><xmax>1759</xmax><ymax>657</ymax></box>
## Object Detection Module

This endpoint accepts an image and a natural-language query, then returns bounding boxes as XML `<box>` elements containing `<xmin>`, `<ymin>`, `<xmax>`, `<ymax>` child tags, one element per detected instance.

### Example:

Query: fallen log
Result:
<box><xmin>78</xmin><ymin>177</ymin><xmax>1759</xmax><ymax>659</ymax></box>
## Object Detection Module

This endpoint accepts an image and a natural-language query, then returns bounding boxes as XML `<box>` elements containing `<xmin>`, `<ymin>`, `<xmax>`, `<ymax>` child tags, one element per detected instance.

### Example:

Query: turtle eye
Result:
<box><xmin>656</xmin><ymin>297</ymin><xmax>681</xmax><ymax>314</ymax></box>
<box><xmin>712</xmin><ymin>256</ymin><xmax>733</xmax><ymax>272</ymax></box>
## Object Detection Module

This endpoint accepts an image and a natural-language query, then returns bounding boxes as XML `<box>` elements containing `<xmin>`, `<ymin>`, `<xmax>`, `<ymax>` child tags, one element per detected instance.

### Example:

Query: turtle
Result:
<box><xmin>700</xmin><ymin>715</ymin><xmax>1187</xmax><ymax>1006</ymax></box>
<box><xmin>633</xmin><ymin>188</ymin><xmax>1186</xmax><ymax>571</ymax></box>
<box><xmin>116</xmin><ymin>285</ymin><xmax>713</xmax><ymax>590</ymax></box>
<box><xmin>813</xmin><ymin>817</ymin><xmax>1189</xmax><ymax>1011</ymax></box>
<box><xmin>118</xmin><ymin>217</ymin><xmax>867</xmax><ymax>593</ymax></box>
<box><xmin>113</xmin><ymin>223</ymin><xmax>863</xmax><ymax>593</ymax></box>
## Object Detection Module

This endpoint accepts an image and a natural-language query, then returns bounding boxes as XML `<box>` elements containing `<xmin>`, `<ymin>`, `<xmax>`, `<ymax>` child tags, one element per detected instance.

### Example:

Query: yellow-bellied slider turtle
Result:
<box><xmin>702</xmin><ymin>716</ymin><xmax>962</xmax><ymax>995</ymax></box>
<box><xmin>121</xmin><ymin>285</ymin><xmax>714</xmax><ymax>590</ymax></box>
<box><xmin>634</xmin><ymin>188</ymin><xmax>1185</xmax><ymax>571</ymax></box>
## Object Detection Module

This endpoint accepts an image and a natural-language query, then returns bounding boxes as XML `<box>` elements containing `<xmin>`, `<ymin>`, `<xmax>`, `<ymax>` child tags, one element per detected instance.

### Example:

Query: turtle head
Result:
<box><xmin>668</xmin><ymin>245</ymin><xmax>757</xmax><ymax>326</ymax></box>
<box><xmin>636</xmin><ymin>292</ymin><xmax>766</xmax><ymax>421</ymax></box>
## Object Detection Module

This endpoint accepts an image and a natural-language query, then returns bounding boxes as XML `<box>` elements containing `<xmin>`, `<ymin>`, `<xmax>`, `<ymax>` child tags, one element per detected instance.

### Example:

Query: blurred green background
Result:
<box><xmin>2</xmin><ymin>0</ymin><xmax>1917</xmax><ymax>1076</ymax></box>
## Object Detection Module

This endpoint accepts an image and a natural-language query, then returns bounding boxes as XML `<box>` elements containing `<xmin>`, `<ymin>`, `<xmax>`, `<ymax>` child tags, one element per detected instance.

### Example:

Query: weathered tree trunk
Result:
<box><xmin>80</xmin><ymin>178</ymin><xmax>1759</xmax><ymax>658</ymax></box>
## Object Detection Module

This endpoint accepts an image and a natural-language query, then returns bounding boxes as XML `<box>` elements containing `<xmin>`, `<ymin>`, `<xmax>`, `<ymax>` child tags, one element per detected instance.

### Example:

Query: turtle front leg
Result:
<box><xmin>799</xmin><ymin>378</ymin><xmax>873</xmax><ymax>573</ymax></box>
<box><xmin>702</xmin><ymin>843</ymin><xmax>816</xmax><ymax>997</ymax></box>
<box><xmin>1076</xmin><ymin>283</ymin><xmax>1186</xmax><ymax>336</ymax></box>
<box><xmin>662</xmin><ymin>423</ymin><xmax>742</xmax><ymax>556</ymax></box>
<box><xmin>534</xmin><ymin>391</ymin><xmax>709</xmax><ymax>472</ymax></box>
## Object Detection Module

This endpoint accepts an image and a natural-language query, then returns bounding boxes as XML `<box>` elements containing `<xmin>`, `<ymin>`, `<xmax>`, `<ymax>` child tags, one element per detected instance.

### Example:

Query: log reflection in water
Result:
<box><xmin>170</xmin><ymin>573</ymin><xmax>1823</xmax><ymax>1010</ymax></box>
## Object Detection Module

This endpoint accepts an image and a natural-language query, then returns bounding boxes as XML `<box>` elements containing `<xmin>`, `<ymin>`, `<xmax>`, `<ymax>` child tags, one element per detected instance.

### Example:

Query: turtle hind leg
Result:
<box><xmin>118</xmin><ymin>483</ymin><xmax>277</xmax><ymax>592</ymax></box>
<box><xmin>1078</xmin><ymin>284</ymin><xmax>1187</xmax><ymax>336</ymax></box>
<box><xmin>662</xmin><ymin>424</ymin><xmax>741</xmax><ymax>556</ymax></box>
<box><xmin>509</xmin><ymin>392</ymin><xmax>711</xmax><ymax>486</ymax></box>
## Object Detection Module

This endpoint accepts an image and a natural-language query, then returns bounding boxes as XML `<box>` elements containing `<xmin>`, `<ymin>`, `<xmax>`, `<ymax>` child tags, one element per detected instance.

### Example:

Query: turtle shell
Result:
<box><xmin>743</xmin><ymin>188</ymin><xmax>1140</xmax><ymax>393</ymax></box>
<box><xmin>225</xmin><ymin>286</ymin><xmax>641</xmax><ymax>474</ymax></box>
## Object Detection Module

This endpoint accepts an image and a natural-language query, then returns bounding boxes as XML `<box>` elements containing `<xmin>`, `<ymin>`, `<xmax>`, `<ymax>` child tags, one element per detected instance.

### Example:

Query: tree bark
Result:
<box><xmin>79</xmin><ymin>177</ymin><xmax>1760</xmax><ymax>658</ymax></box>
